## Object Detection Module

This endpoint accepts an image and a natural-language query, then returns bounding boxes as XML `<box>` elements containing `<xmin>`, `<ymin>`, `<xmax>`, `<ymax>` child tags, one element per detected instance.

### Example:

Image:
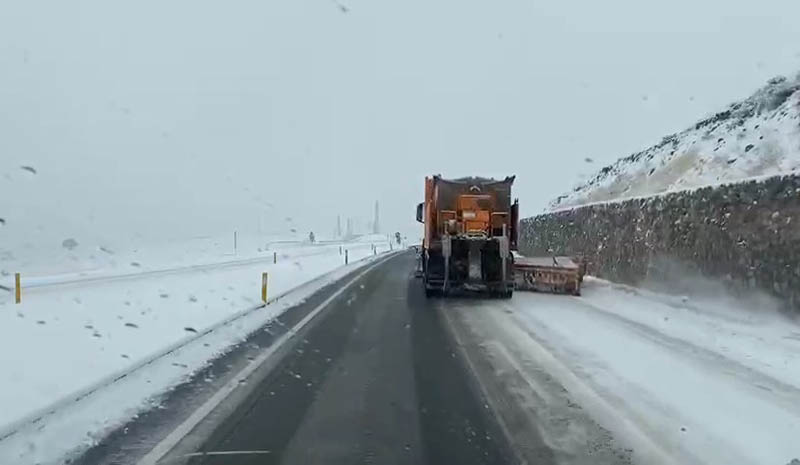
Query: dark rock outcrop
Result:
<box><xmin>521</xmin><ymin>174</ymin><xmax>800</xmax><ymax>312</ymax></box>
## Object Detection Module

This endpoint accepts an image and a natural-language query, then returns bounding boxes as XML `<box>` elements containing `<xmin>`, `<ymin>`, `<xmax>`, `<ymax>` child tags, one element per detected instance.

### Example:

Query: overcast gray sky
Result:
<box><xmin>2</xmin><ymin>0</ymin><xmax>799</xmax><ymax>245</ymax></box>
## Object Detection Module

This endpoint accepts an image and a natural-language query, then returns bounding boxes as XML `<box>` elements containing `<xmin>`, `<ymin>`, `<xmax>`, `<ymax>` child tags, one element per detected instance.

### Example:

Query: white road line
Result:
<box><xmin>136</xmin><ymin>253</ymin><xmax>397</xmax><ymax>465</ymax></box>
<box><xmin>157</xmin><ymin>450</ymin><xmax>271</xmax><ymax>464</ymax></box>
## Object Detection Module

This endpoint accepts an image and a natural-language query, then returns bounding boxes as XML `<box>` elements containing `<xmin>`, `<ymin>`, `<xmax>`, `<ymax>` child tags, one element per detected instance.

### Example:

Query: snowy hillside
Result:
<box><xmin>552</xmin><ymin>73</ymin><xmax>800</xmax><ymax>209</ymax></box>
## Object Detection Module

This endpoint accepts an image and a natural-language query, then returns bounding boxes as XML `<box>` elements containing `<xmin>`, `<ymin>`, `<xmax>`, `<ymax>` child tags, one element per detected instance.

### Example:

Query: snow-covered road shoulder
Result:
<box><xmin>0</xmin><ymin>238</ymin><xmax>397</xmax><ymax>465</ymax></box>
<box><xmin>448</xmin><ymin>278</ymin><xmax>800</xmax><ymax>465</ymax></box>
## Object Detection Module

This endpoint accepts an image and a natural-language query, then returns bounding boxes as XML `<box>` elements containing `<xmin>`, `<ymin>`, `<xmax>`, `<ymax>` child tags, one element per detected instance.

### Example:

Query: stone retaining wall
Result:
<box><xmin>519</xmin><ymin>174</ymin><xmax>800</xmax><ymax>311</ymax></box>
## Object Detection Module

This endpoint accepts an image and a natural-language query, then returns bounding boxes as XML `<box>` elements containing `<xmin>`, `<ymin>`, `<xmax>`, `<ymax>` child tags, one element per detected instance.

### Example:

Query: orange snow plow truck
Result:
<box><xmin>415</xmin><ymin>175</ymin><xmax>584</xmax><ymax>298</ymax></box>
<box><xmin>416</xmin><ymin>175</ymin><xmax>517</xmax><ymax>298</ymax></box>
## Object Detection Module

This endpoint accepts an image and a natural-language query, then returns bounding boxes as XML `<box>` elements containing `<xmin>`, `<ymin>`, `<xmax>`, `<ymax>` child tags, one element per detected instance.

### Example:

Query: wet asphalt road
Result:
<box><xmin>173</xmin><ymin>251</ymin><xmax>511</xmax><ymax>465</ymax></box>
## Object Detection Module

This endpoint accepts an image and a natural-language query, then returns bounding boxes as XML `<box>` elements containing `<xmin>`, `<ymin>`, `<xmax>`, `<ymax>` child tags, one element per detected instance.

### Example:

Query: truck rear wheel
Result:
<box><xmin>492</xmin><ymin>288</ymin><xmax>513</xmax><ymax>299</ymax></box>
<box><xmin>424</xmin><ymin>286</ymin><xmax>439</xmax><ymax>298</ymax></box>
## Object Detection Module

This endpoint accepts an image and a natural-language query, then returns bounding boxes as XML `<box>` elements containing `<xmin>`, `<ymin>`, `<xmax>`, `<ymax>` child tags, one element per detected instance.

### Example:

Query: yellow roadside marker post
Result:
<box><xmin>261</xmin><ymin>272</ymin><xmax>269</xmax><ymax>303</ymax></box>
<box><xmin>15</xmin><ymin>273</ymin><xmax>21</xmax><ymax>304</ymax></box>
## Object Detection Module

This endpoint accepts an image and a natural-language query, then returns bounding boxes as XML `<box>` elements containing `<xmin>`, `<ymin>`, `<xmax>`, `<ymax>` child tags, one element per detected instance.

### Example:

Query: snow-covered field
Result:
<box><xmin>448</xmin><ymin>279</ymin><xmax>800</xmax><ymax>465</ymax></box>
<box><xmin>0</xmin><ymin>235</ymin><xmax>397</xmax><ymax>465</ymax></box>
<box><xmin>553</xmin><ymin>73</ymin><xmax>800</xmax><ymax>209</ymax></box>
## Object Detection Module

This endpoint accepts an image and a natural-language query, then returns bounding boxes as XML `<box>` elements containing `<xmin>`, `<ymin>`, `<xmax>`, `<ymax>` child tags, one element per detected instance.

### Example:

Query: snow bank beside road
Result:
<box><xmin>454</xmin><ymin>279</ymin><xmax>800</xmax><ymax>465</ymax></box>
<box><xmin>581</xmin><ymin>277</ymin><xmax>800</xmax><ymax>391</ymax></box>
<box><xmin>0</xmin><ymin>238</ymin><xmax>395</xmax><ymax>464</ymax></box>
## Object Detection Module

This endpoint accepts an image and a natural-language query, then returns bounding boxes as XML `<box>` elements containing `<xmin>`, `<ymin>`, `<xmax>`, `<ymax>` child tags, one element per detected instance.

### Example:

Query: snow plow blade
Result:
<box><xmin>513</xmin><ymin>255</ymin><xmax>584</xmax><ymax>296</ymax></box>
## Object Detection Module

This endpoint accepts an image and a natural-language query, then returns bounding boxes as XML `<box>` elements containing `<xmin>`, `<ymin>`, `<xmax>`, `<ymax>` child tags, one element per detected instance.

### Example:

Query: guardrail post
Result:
<box><xmin>15</xmin><ymin>273</ymin><xmax>21</xmax><ymax>304</ymax></box>
<box><xmin>345</xmin><ymin>249</ymin><xmax>349</xmax><ymax>265</ymax></box>
<box><xmin>339</xmin><ymin>245</ymin><xmax>342</xmax><ymax>255</ymax></box>
<box><xmin>261</xmin><ymin>272</ymin><xmax>269</xmax><ymax>303</ymax></box>
<box><xmin>273</xmin><ymin>251</ymin><xmax>277</xmax><ymax>264</ymax></box>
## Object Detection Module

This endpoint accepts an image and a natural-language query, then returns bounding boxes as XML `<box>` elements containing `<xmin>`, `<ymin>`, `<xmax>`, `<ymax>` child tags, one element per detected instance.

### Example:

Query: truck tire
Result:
<box><xmin>492</xmin><ymin>288</ymin><xmax>512</xmax><ymax>299</ymax></box>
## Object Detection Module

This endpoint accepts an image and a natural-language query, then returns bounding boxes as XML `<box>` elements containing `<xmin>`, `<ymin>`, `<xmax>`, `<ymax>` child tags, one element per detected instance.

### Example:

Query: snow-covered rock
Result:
<box><xmin>552</xmin><ymin>73</ymin><xmax>800</xmax><ymax>209</ymax></box>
